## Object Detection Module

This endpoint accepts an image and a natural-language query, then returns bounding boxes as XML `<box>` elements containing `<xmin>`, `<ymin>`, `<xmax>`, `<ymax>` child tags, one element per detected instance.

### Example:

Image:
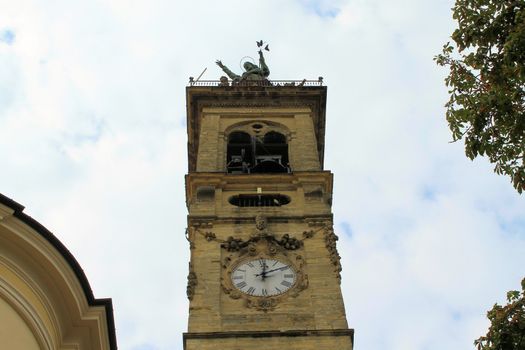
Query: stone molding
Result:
<box><xmin>0</xmin><ymin>193</ymin><xmax>117</xmax><ymax>350</ymax></box>
<box><xmin>183</xmin><ymin>328</ymin><xmax>354</xmax><ymax>350</ymax></box>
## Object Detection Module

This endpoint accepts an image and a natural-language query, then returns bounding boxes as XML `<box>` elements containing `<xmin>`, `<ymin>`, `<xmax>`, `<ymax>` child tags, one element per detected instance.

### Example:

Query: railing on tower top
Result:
<box><xmin>188</xmin><ymin>77</ymin><xmax>324</xmax><ymax>87</ymax></box>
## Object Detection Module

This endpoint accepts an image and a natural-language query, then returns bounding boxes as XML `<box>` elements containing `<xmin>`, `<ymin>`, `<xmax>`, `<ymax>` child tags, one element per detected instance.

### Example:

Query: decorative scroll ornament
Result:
<box><xmin>221</xmin><ymin>241</ymin><xmax>309</xmax><ymax>312</ymax></box>
<box><xmin>219</xmin><ymin>215</ymin><xmax>311</xmax><ymax>311</ymax></box>
<box><xmin>302</xmin><ymin>230</ymin><xmax>315</xmax><ymax>239</ymax></box>
<box><xmin>255</xmin><ymin>214</ymin><xmax>268</xmax><ymax>231</ymax></box>
<box><xmin>203</xmin><ymin>231</ymin><xmax>216</xmax><ymax>241</ymax></box>
<box><xmin>221</xmin><ymin>236</ymin><xmax>250</xmax><ymax>252</ymax></box>
<box><xmin>192</xmin><ymin>215</ymin><xmax>323</xmax><ymax>250</ymax></box>
<box><xmin>185</xmin><ymin>228</ymin><xmax>195</xmax><ymax>249</ymax></box>
<box><xmin>191</xmin><ymin>216</ymin><xmax>331</xmax><ymax>310</ymax></box>
<box><xmin>324</xmin><ymin>226</ymin><xmax>342</xmax><ymax>283</ymax></box>
<box><xmin>247</xmin><ymin>297</ymin><xmax>278</xmax><ymax>312</ymax></box>
<box><xmin>278</xmin><ymin>234</ymin><xmax>302</xmax><ymax>250</ymax></box>
<box><xmin>186</xmin><ymin>263</ymin><xmax>197</xmax><ymax>300</ymax></box>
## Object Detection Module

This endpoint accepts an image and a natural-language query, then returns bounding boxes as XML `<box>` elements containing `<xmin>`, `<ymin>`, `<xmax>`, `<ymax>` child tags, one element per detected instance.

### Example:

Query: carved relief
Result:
<box><xmin>292</xmin><ymin>255</ymin><xmax>309</xmax><ymax>296</ymax></box>
<box><xmin>193</xmin><ymin>215</ymin><xmax>318</xmax><ymax>250</ymax></box>
<box><xmin>219</xmin><ymin>215</ymin><xmax>311</xmax><ymax>311</ymax></box>
<box><xmin>255</xmin><ymin>214</ymin><xmax>268</xmax><ymax>231</ymax></box>
<box><xmin>302</xmin><ymin>230</ymin><xmax>315</xmax><ymax>239</ymax></box>
<box><xmin>185</xmin><ymin>228</ymin><xmax>195</xmax><ymax>250</ymax></box>
<box><xmin>324</xmin><ymin>226</ymin><xmax>342</xmax><ymax>283</ymax></box>
<box><xmin>186</xmin><ymin>263</ymin><xmax>198</xmax><ymax>300</ymax></box>
<box><xmin>221</xmin><ymin>238</ymin><xmax>309</xmax><ymax>312</ymax></box>
<box><xmin>221</xmin><ymin>236</ymin><xmax>248</xmax><ymax>252</ymax></box>
<box><xmin>191</xmin><ymin>216</ymin><xmax>338</xmax><ymax>310</ymax></box>
<box><xmin>203</xmin><ymin>231</ymin><xmax>216</xmax><ymax>241</ymax></box>
<box><xmin>247</xmin><ymin>297</ymin><xmax>278</xmax><ymax>312</ymax></box>
<box><xmin>278</xmin><ymin>234</ymin><xmax>302</xmax><ymax>250</ymax></box>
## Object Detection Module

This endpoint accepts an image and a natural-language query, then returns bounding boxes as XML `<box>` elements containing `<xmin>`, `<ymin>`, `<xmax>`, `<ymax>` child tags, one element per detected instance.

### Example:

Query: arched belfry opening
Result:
<box><xmin>253</xmin><ymin>131</ymin><xmax>289</xmax><ymax>173</ymax></box>
<box><xmin>226</xmin><ymin>131</ymin><xmax>253</xmax><ymax>174</ymax></box>
<box><xmin>226</xmin><ymin>127</ymin><xmax>289</xmax><ymax>174</ymax></box>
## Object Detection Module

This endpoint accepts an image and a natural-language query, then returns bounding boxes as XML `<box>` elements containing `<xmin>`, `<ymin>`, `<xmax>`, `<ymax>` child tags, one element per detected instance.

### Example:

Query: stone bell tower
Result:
<box><xmin>183</xmin><ymin>44</ymin><xmax>354</xmax><ymax>350</ymax></box>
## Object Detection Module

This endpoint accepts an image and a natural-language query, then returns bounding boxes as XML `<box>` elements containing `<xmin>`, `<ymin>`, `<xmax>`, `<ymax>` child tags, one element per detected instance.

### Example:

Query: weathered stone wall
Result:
<box><xmin>185</xmin><ymin>95</ymin><xmax>352</xmax><ymax>350</ymax></box>
<box><xmin>186</xmin><ymin>217</ymin><xmax>347</xmax><ymax>333</ymax></box>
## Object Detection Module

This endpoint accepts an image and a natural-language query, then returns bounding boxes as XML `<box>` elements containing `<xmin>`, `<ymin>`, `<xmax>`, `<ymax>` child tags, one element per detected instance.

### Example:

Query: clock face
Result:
<box><xmin>231</xmin><ymin>258</ymin><xmax>296</xmax><ymax>297</ymax></box>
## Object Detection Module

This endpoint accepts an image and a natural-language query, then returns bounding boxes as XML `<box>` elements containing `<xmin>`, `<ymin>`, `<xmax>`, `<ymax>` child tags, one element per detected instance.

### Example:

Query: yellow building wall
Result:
<box><xmin>0</xmin><ymin>297</ymin><xmax>40</xmax><ymax>350</ymax></box>
<box><xmin>0</xmin><ymin>199</ymin><xmax>116</xmax><ymax>350</ymax></box>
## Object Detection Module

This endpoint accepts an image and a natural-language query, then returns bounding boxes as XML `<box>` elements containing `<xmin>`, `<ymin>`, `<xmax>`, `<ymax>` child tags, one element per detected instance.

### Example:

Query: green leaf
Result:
<box><xmin>437</xmin><ymin>0</ymin><xmax>525</xmax><ymax>194</ymax></box>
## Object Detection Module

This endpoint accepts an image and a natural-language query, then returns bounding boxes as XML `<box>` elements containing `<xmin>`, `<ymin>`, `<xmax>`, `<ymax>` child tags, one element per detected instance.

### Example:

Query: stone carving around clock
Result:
<box><xmin>219</xmin><ymin>215</ymin><xmax>309</xmax><ymax>312</ymax></box>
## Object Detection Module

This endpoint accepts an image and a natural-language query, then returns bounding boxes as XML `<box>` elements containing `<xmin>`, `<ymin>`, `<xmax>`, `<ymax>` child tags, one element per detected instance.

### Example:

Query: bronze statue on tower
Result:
<box><xmin>216</xmin><ymin>40</ymin><xmax>270</xmax><ymax>83</ymax></box>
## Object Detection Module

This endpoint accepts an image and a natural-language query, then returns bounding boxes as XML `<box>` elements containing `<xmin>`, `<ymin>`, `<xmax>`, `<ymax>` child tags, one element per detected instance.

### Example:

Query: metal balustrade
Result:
<box><xmin>188</xmin><ymin>78</ymin><xmax>323</xmax><ymax>87</ymax></box>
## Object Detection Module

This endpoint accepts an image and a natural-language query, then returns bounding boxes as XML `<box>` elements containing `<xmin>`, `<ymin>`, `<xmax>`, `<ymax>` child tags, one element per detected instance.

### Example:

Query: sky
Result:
<box><xmin>1</xmin><ymin>0</ymin><xmax>524</xmax><ymax>349</ymax></box>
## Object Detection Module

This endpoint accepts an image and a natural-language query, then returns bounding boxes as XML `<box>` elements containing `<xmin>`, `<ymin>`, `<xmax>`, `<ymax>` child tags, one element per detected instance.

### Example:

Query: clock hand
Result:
<box><xmin>262</xmin><ymin>267</ymin><xmax>286</xmax><ymax>275</ymax></box>
<box><xmin>261</xmin><ymin>259</ymin><xmax>267</xmax><ymax>280</ymax></box>
<box><xmin>255</xmin><ymin>266</ymin><xmax>286</xmax><ymax>277</ymax></box>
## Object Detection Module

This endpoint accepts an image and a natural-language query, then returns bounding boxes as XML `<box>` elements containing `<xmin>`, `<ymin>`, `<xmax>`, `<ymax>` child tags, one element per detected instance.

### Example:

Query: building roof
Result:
<box><xmin>0</xmin><ymin>192</ymin><xmax>117</xmax><ymax>350</ymax></box>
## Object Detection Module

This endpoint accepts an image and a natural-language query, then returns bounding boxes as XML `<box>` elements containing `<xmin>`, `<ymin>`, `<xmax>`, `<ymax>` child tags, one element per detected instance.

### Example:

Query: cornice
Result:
<box><xmin>183</xmin><ymin>328</ymin><xmax>354</xmax><ymax>349</ymax></box>
<box><xmin>0</xmin><ymin>193</ymin><xmax>117</xmax><ymax>350</ymax></box>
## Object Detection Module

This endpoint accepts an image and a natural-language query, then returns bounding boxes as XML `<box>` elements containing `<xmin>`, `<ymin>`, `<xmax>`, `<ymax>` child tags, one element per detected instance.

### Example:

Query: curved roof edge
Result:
<box><xmin>0</xmin><ymin>192</ymin><xmax>118</xmax><ymax>350</ymax></box>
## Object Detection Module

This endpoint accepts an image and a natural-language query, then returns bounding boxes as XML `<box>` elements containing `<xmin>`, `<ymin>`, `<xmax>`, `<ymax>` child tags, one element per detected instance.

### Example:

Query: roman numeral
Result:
<box><xmin>272</xmin><ymin>260</ymin><xmax>278</xmax><ymax>267</ymax></box>
<box><xmin>275</xmin><ymin>287</ymin><xmax>282</xmax><ymax>293</ymax></box>
<box><xmin>262</xmin><ymin>288</ymin><xmax>268</xmax><ymax>296</ymax></box>
<box><xmin>247</xmin><ymin>287</ymin><xmax>255</xmax><ymax>295</ymax></box>
<box><xmin>247</xmin><ymin>262</ymin><xmax>254</xmax><ymax>268</ymax></box>
<box><xmin>232</xmin><ymin>276</ymin><xmax>244</xmax><ymax>280</ymax></box>
<box><xmin>236</xmin><ymin>281</ymin><xmax>247</xmax><ymax>289</ymax></box>
<box><xmin>281</xmin><ymin>280</ymin><xmax>292</xmax><ymax>287</ymax></box>
<box><xmin>279</xmin><ymin>266</ymin><xmax>290</xmax><ymax>271</ymax></box>
<box><xmin>283</xmin><ymin>274</ymin><xmax>294</xmax><ymax>279</ymax></box>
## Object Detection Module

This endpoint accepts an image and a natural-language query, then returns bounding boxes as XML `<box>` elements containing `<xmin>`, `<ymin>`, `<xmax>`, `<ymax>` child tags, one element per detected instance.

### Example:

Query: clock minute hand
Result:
<box><xmin>261</xmin><ymin>266</ymin><xmax>286</xmax><ymax>276</ymax></box>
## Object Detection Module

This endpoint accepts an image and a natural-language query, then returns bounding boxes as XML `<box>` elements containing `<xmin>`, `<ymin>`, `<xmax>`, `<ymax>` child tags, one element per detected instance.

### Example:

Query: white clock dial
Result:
<box><xmin>231</xmin><ymin>258</ymin><xmax>296</xmax><ymax>296</ymax></box>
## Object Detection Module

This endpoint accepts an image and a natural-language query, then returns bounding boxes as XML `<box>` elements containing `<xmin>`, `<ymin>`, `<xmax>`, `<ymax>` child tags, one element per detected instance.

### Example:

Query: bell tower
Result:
<box><xmin>183</xmin><ymin>46</ymin><xmax>354</xmax><ymax>350</ymax></box>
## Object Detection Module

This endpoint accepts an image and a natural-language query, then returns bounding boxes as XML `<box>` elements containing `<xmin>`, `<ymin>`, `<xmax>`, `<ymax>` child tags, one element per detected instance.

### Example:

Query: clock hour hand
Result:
<box><xmin>261</xmin><ymin>262</ymin><xmax>267</xmax><ymax>280</ymax></box>
<box><xmin>254</xmin><ymin>259</ymin><xmax>268</xmax><ymax>280</ymax></box>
